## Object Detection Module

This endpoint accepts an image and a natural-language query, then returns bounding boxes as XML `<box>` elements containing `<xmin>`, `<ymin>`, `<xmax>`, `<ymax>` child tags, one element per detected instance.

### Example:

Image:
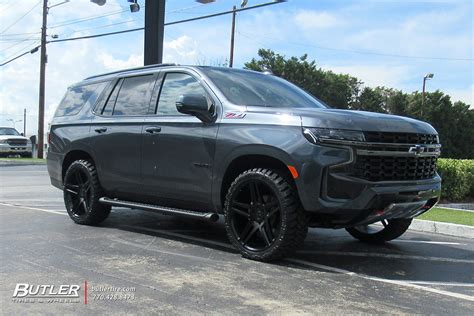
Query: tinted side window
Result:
<box><xmin>157</xmin><ymin>73</ymin><xmax>207</xmax><ymax>116</ymax></box>
<box><xmin>112</xmin><ymin>75</ymin><xmax>154</xmax><ymax>116</ymax></box>
<box><xmin>101</xmin><ymin>79</ymin><xmax>122</xmax><ymax>116</ymax></box>
<box><xmin>55</xmin><ymin>82</ymin><xmax>107</xmax><ymax>117</ymax></box>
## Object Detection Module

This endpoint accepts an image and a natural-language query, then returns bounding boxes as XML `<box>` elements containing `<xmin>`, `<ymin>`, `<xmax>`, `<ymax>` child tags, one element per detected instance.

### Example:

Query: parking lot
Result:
<box><xmin>1</xmin><ymin>164</ymin><xmax>473</xmax><ymax>314</ymax></box>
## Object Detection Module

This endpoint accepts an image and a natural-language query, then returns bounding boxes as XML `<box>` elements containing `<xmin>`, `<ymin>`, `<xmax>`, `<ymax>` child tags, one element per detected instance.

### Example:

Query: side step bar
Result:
<box><xmin>99</xmin><ymin>197</ymin><xmax>219</xmax><ymax>222</ymax></box>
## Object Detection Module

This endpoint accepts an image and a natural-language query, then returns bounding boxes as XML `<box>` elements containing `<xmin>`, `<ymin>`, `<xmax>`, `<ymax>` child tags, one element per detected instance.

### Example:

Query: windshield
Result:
<box><xmin>0</xmin><ymin>128</ymin><xmax>20</xmax><ymax>136</ymax></box>
<box><xmin>200</xmin><ymin>67</ymin><xmax>327</xmax><ymax>108</ymax></box>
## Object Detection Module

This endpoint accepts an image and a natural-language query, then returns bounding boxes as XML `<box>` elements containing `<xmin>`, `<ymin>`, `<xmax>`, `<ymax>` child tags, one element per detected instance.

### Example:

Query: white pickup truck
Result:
<box><xmin>0</xmin><ymin>127</ymin><xmax>32</xmax><ymax>158</ymax></box>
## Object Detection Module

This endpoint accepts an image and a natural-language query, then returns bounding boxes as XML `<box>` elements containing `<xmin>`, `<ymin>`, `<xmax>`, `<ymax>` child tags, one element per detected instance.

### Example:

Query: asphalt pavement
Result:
<box><xmin>0</xmin><ymin>165</ymin><xmax>473</xmax><ymax>314</ymax></box>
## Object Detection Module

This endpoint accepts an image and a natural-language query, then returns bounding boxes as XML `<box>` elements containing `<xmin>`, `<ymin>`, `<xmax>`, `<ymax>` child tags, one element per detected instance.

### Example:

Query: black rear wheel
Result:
<box><xmin>63</xmin><ymin>160</ymin><xmax>110</xmax><ymax>225</ymax></box>
<box><xmin>346</xmin><ymin>218</ymin><xmax>412</xmax><ymax>243</ymax></box>
<box><xmin>224</xmin><ymin>168</ymin><xmax>307</xmax><ymax>261</ymax></box>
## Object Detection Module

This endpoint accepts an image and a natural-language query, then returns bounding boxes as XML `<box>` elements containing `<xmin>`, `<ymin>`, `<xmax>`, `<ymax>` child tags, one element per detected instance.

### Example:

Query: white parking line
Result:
<box><xmin>0</xmin><ymin>202</ymin><xmax>67</xmax><ymax>216</ymax></box>
<box><xmin>401</xmin><ymin>280</ymin><xmax>474</xmax><ymax>287</ymax></box>
<box><xmin>395</xmin><ymin>240</ymin><xmax>466</xmax><ymax>246</ymax></box>
<box><xmin>3</xmin><ymin>204</ymin><xmax>474</xmax><ymax>302</ymax></box>
<box><xmin>287</xmin><ymin>259</ymin><xmax>474</xmax><ymax>302</ymax></box>
<box><xmin>296</xmin><ymin>250</ymin><xmax>474</xmax><ymax>264</ymax></box>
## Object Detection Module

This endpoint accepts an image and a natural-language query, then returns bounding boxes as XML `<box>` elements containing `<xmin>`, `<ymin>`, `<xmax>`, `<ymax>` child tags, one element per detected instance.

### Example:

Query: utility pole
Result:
<box><xmin>24</xmin><ymin>108</ymin><xmax>26</xmax><ymax>136</ymax></box>
<box><xmin>144</xmin><ymin>0</ymin><xmax>165</xmax><ymax>65</ymax></box>
<box><xmin>37</xmin><ymin>0</ymin><xmax>48</xmax><ymax>158</ymax></box>
<box><xmin>229</xmin><ymin>5</ymin><xmax>236</xmax><ymax>68</ymax></box>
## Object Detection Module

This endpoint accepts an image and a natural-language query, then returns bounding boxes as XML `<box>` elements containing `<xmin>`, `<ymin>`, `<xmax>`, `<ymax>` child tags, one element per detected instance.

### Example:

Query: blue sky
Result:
<box><xmin>0</xmin><ymin>0</ymin><xmax>472</xmax><ymax>135</ymax></box>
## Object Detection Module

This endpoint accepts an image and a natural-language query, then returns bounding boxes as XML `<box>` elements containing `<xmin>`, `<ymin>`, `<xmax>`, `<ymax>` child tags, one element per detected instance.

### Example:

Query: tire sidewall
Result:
<box><xmin>224</xmin><ymin>169</ymin><xmax>296</xmax><ymax>260</ymax></box>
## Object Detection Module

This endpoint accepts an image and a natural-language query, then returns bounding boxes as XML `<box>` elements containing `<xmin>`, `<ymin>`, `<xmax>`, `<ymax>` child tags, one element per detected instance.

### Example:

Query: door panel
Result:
<box><xmin>141</xmin><ymin>116</ymin><xmax>218</xmax><ymax>210</ymax></box>
<box><xmin>90</xmin><ymin>73</ymin><xmax>157</xmax><ymax>196</ymax></box>
<box><xmin>141</xmin><ymin>71</ymin><xmax>219</xmax><ymax>210</ymax></box>
<box><xmin>90</xmin><ymin>119</ymin><xmax>144</xmax><ymax>195</ymax></box>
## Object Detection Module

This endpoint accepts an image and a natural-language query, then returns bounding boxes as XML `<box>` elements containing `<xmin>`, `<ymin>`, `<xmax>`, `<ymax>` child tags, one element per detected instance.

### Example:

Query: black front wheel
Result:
<box><xmin>346</xmin><ymin>218</ymin><xmax>413</xmax><ymax>243</ymax></box>
<box><xmin>224</xmin><ymin>168</ymin><xmax>307</xmax><ymax>262</ymax></box>
<box><xmin>63</xmin><ymin>160</ymin><xmax>110</xmax><ymax>225</ymax></box>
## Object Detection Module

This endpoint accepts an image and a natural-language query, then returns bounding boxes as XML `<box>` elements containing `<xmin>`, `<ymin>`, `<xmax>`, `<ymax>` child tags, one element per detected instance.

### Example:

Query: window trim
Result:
<box><xmin>153</xmin><ymin>71</ymin><xmax>216</xmax><ymax>118</ymax></box>
<box><xmin>93</xmin><ymin>73</ymin><xmax>158</xmax><ymax>118</ymax></box>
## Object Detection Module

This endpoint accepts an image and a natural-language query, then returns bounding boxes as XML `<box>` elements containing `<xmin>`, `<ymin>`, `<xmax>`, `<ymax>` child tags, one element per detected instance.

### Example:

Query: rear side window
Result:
<box><xmin>112</xmin><ymin>75</ymin><xmax>155</xmax><ymax>116</ymax></box>
<box><xmin>55</xmin><ymin>82</ymin><xmax>107</xmax><ymax>117</ymax></box>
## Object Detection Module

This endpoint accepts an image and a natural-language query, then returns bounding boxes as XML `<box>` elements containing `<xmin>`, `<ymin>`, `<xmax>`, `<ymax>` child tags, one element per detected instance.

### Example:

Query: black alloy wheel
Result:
<box><xmin>63</xmin><ymin>160</ymin><xmax>110</xmax><ymax>225</ymax></box>
<box><xmin>224</xmin><ymin>168</ymin><xmax>307</xmax><ymax>261</ymax></box>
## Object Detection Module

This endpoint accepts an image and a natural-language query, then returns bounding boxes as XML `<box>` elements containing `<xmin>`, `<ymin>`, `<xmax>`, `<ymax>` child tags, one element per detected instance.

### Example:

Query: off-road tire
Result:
<box><xmin>63</xmin><ymin>159</ymin><xmax>111</xmax><ymax>225</ymax></box>
<box><xmin>224</xmin><ymin>168</ymin><xmax>308</xmax><ymax>262</ymax></box>
<box><xmin>346</xmin><ymin>218</ymin><xmax>413</xmax><ymax>243</ymax></box>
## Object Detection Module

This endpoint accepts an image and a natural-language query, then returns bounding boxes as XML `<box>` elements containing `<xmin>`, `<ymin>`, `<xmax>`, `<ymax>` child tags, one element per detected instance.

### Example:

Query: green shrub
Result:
<box><xmin>437</xmin><ymin>158</ymin><xmax>474</xmax><ymax>201</ymax></box>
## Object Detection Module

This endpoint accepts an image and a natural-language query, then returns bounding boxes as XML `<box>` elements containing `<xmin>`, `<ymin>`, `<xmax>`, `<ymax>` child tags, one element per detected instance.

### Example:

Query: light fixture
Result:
<box><xmin>424</xmin><ymin>73</ymin><xmax>434</xmax><ymax>79</ymax></box>
<box><xmin>196</xmin><ymin>0</ymin><xmax>216</xmax><ymax>3</ymax></box>
<box><xmin>128</xmin><ymin>0</ymin><xmax>140</xmax><ymax>13</ymax></box>
<box><xmin>90</xmin><ymin>0</ymin><xmax>105</xmax><ymax>6</ymax></box>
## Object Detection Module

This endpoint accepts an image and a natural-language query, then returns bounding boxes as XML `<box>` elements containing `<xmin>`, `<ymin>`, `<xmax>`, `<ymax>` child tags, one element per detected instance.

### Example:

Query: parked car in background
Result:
<box><xmin>47</xmin><ymin>64</ymin><xmax>441</xmax><ymax>262</ymax></box>
<box><xmin>0</xmin><ymin>127</ymin><xmax>32</xmax><ymax>158</ymax></box>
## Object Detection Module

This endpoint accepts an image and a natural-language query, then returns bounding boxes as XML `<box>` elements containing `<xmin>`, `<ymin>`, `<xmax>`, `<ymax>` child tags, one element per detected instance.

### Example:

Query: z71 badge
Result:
<box><xmin>224</xmin><ymin>112</ymin><xmax>246</xmax><ymax>119</ymax></box>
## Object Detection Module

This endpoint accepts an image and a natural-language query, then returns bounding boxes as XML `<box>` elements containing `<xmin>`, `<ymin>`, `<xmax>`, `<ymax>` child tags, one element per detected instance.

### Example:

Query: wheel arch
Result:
<box><xmin>217</xmin><ymin>150</ymin><xmax>300</xmax><ymax>212</ymax></box>
<box><xmin>62</xmin><ymin>150</ymin><xmax>94</xmax><ymax>181</ymax></box>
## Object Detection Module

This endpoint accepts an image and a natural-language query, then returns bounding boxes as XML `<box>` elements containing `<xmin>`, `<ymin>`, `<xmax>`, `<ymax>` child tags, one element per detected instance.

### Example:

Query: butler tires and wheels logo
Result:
<box><xmin>11</xmin><ymin>281</ymin><xmax>136</xmax><ymax>304</ymax></box>
<box><xmin>12</xmin><ymin>283</ymin><xmax>84</xmax><ymax>304</ymax></box>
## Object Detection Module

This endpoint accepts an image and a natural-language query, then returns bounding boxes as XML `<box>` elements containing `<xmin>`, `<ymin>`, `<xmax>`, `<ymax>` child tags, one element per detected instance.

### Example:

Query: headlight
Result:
<box><xmin>303</xmin><ymin>127</ymin><xmax>365</xmax><ymax>144</ymax></box>
<box><xmin>0</xmin><ymin>140</ymin><xmax>7</xmax><ymax>144</ymax></box>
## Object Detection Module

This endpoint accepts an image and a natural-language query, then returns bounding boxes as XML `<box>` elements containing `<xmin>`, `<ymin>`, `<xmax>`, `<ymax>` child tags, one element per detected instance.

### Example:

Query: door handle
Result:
<box><xmin>145</xmin><ymin>126</ymin><xmax>162</xmax><ymax>134</ymax></box>
<box><xmin>94</xmin><ymin>127</ymin><xmax>107</xmax><ymax>133</ymax></box>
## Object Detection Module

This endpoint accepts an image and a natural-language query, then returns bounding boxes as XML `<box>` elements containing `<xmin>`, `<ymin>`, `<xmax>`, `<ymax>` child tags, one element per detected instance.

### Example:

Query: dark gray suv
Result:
<box><xmin>47</xmin><ymin>64</ymin><xmax>441</xmax><ymax>261</ymax></box>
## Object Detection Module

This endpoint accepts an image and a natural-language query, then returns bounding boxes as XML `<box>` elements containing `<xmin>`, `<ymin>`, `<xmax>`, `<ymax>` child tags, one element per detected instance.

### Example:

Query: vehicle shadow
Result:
<box><xmin>102</xmin><ymin>208</ymin><xmax>474</xmax><ymax>289</ymax></box>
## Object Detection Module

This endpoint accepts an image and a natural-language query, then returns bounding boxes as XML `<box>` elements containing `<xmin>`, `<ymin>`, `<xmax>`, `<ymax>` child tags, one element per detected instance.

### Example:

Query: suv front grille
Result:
<box><xmin>7</xmin><ymin>139</ymin><xmax>27</xmax><ymax>146</ymax></box>
<box><xmin>353</xmin><ymin>155</ymin><xmax>437</xmax><ymax>182</ymax></box>
<box><xmin>364</xmin><ymin>132</ymin><xmax>438</xmax><ymax>144</ymax></box>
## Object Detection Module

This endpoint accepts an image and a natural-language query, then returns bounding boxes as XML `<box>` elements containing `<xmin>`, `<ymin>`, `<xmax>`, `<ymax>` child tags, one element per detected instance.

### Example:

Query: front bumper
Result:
<box><xmin>295</xmin><ymin>140</ymin><xmax>441</xmax><ymax>227</ymax></box>
<box><xmin>0</xmin><ymin>144</ymin><xmax>32</xmax><ymax>155</ymax></box>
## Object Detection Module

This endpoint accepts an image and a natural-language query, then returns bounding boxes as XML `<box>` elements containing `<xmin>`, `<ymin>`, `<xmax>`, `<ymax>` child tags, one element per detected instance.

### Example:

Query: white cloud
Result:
<box><xmin>445</xmin><ymin>84</ymin><xmax>474</xmax><ymax>106</ymax></box>
<box><xmin>294</xmin><ymin>11</ymin><xmax>341</xmax><ymax>29</ymax></box>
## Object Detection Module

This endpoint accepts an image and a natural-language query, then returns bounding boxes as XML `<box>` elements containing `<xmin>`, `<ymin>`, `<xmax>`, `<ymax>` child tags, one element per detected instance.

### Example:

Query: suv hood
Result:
<box><xmin>245</xmin><ymin>106</ymin><xmax>437</xmax><ymax>134</ymax></box>
<box><xmin>0</xmin><ymin>135</ymin><xmax>28</xmax><ymax>141</ymax></box>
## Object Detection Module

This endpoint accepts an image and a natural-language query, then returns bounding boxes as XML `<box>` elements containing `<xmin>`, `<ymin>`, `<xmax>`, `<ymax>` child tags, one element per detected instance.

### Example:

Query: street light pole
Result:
<box><xmin>37</xmin><ymin>0</ymin><xmax>48</xmax><ymax>159</ymax></box>
<box><xmin>422</xmin><ymin>73</ymin><xmax>434</xmax><ymax>107</ymax></box>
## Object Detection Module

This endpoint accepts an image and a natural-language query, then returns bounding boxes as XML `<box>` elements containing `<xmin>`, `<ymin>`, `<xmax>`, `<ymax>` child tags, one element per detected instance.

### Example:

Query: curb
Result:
<box><xmin>410</xmin><ymin>219</ymin><xmax>474</xmax><ymax>239</ymax></box>
<box><xmin>0</xmin><ymin>162</ymin><xmax>46</xmax><ymax>167</ymax></box>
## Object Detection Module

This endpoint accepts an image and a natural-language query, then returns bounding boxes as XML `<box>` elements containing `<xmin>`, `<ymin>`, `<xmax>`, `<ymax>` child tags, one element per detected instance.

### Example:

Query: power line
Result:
<box><xmin>48</xmin><ymin>9</ymin><xmax>129</xmax><ymax>29</ymax></box>
<box><xmin>237</xmin><ymin>31</ymin><xmax>474</xmax><ymax>62</ymax></box>
<box><xmin>0</xmin><ymin>1</ymin><xmax>42</xmax><ymax>35</ymax></box>
<box><xmin>0</xmin><ymin>45</ymin><xmax>39</xmax><ymax>66</ymax></box>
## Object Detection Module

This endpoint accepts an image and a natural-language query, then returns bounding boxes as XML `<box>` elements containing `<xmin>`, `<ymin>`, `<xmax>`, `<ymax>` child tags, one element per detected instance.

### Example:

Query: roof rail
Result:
<box><xmin>84</xmin><ymin>63</ymin><xmax>178</xmax><ymax>80</ymax></box>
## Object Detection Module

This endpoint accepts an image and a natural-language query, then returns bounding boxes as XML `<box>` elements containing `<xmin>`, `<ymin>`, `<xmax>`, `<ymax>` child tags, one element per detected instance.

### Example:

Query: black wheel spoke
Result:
<box><xmin>74</xmin><ymin>171</ymin><xmax>83</xmax><ymax>185</ymax></box>
<box><xmin>232</xmin><ymin>207</ymin><xmax>249</xmax><ymax>218</ymax></box>
<box><xmin>81</xmin><ymin>199</ymin><xmax>88</xmax><ymax>213</ymax></box>
<box><xmin>381</xmin><ymin>220</ymin><xmax>388</xmax><ymax>228</ymax></box>
<box><xmin>264</xmin><ymin>219</ymin><xmax>274</xmax><ymax>241</ymax></box>
<box><xmin>234</xmin><ymin>201</ymin><xmax>251</xmax><ymax>210</ymax></box>
<box><xmin>82</xmin><ymin>181</ymin><xmax>92</xmax><ymax>193</ymax></box>
<box><xmin>65</xmin><ymin>184</ymin><xmax>79</xmax><ymax>195</ymax></box>
<box><xmin>249</xmin><ymin>182</ymin><xmax>263</xmax><ymax>204</ymax></box>
<box><xmin>264</xmin><ymin>199</ymin><xmax>278</xmax><ymax>210</ymax></box>
<box><xmin>260</xmin><ymin>223</ymin><xmax>273</xmax><ymax>246</ymax></box>
<box><xmin>241</xmin><ymin>223</ymin><xmax>259</xmax><ymax>245</ymax></box>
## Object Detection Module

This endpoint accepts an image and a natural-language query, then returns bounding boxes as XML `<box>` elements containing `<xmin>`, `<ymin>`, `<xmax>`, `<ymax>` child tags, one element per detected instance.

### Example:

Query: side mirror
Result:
<box><xmin>20</xmin><ymin>133</ymin><xmax>24</xmax><ymax>136</ymax></box>
<box><xmin>176</xmin><ymin>94</ymin><xmax>214</xmax><ymax>123</ymax></box>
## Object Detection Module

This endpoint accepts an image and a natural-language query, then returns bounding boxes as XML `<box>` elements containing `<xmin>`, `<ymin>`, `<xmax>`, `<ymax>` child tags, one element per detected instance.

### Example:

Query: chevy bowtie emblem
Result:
<box><xmin>409</xmin><ymin>145</ymin><xmax>426</xmax><ymax>155</ymax></box>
